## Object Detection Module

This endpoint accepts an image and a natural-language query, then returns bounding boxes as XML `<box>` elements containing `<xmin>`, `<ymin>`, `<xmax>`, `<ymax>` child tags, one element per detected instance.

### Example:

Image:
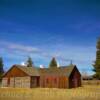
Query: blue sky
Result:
<box><xmin>0</xmin><ymin>0</ymin><xmax>100</xmax><ymax>74</ymax></box>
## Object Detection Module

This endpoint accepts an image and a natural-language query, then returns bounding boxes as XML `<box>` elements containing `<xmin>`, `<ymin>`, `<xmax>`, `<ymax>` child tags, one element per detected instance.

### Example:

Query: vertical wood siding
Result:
<box><xmin>69</xmin><ymin>67</ymin><xmax>81</xmax><ymax>88</ymax></box>
<box><xmin>2</xmin><ymin>78</ymin><xmax>8</xmax><ymax>87</ymax></box>
<box><xmin>40</xmin><ymin>76</ymin><xmax>69</xmax><ymax>88</ymax></box>
<box><xmin>14</xmin><ymin>77</ymin><xmax>31</xmax><ymax>88</ymax></box>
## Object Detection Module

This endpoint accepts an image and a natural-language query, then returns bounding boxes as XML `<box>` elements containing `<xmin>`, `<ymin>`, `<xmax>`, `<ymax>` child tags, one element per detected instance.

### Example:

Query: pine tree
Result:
<box><xmin>26</xmin><ymin>57</ymin><xmax>34</xmax><ymax>67</ymax></box>
<box><xmin>49</xmin><ymin>57</ymin><xmax>57</xmax><ymax>68</ymax></box>
<box><xmin>0</xmin><ymin>57</ymin><xmax>4</xmax><ymax>78</ymax></box>
<box><xmin>93</xmin><ymin>38</ymin><xmax>100</xmax><ymax>79</ymax></box>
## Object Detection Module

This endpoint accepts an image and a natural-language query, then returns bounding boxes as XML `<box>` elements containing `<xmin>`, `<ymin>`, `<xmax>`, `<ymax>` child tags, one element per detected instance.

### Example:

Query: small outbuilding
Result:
<box><xmin>2</xmin><ymin>64</ymin><xmax>81</xmax><ymax>88</ymax></box>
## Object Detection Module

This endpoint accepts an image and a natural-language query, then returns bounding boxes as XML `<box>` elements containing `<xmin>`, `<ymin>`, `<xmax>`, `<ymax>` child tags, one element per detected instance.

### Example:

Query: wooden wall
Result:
<box><xmin>2</xmin><ymin>78</ymin><xmax>8</xmax><ymax>87</ymax></box>
<box><xmin>40</xmin><ymin>75</ymin><xmax>69</xmax><ymax>88</ymax></box>
<box><xmin>2</xmin><ymin>77</ymin><xmax>31</xmax><ymax>88</ymax></box>
<box><xmin>2</xmin><ymin>67</ymin><xmax>31</xmax><ymax>88</ymax></box>
<box><xmin>14</xmin><ymin>77</ymin><xmax>31</xmax><ymax>88</ymax></box>
<box><xmin>69</xmin><ymin>67</ymin><xmax>81</xmax><ymax>88</ymax></box>
<box><xmin>58</xmin><ymin>76</ymin><xmax>69</xmax><ymax>88</ymax></box>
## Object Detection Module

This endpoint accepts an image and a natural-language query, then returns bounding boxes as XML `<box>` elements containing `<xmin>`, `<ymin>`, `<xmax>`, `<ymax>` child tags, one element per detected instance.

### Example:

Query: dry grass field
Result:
<box><xmin>82</xmin><ymin>80</ymin><xmax>100</xmax><ymax>85</ymax></box>
<box><xmin>0</xmin><ymin>85</ymin><xmax>100</xmax><ymax>100</ymax></box>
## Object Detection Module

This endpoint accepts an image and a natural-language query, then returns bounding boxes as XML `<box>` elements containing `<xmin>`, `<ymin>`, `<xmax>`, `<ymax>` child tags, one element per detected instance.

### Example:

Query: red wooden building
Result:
<box><xmin>2</xmin><ymin>64</ymin><xmax>81</xmax><ymax>88</ymax></box>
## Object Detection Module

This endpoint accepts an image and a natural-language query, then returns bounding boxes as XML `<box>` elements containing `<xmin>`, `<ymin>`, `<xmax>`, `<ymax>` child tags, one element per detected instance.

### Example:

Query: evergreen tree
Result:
<box><xmin>26</xmin><ymin>57</ymin><xmax>34</xmax><ymax>67</ymax></box>
<box><xmin>0</xmin><ymin>57</ymin><xmax>4</xmax><ymax>78</ymax></box>
<box><xmin>49</xmin><ymin>57</ymin><xmax>57</xmax><ymax>68</ymax></box>
<box><xmin>93</xmin><ymin>38</ymin><xmax>100</xmax><ymax>79</ymax></box>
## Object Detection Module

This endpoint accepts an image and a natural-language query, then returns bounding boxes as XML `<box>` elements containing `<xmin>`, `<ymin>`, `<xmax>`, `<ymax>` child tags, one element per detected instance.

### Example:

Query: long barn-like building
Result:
<box><xmin>2</xmin><ymin>63</ymin><xmax>81</xmax><ymax>88</ymax></box>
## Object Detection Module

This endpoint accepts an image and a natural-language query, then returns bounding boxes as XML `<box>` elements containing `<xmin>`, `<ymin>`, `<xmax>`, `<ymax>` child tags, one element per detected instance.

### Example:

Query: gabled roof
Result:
<box><xmin>3</xmin><ymin>65</ymin><xmax>40</xmax><ymax>77</ymax></box>
<box><xmin>3</xmin><ymin>64</ymin><xmax>78</xmax><ymax>77</ymax></box>
<box><xmin>39</xmin><ymin>65</ymin><xmax>76</xmax><ymax>77</ymax></box>
<box><xmin>16</xmin><ymin>65</ymin><xmax>40</xmax><ymax>76</ymax></box>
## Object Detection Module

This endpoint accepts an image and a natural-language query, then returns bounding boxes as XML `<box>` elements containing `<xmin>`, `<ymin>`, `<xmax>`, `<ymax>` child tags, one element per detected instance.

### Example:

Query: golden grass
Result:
<box><xmin>0</xmin><ymin>85</ymin><xmax>100</xmax><ymax>100</ymax></box>
<box><xmin>82</xmin><ymin>80</ymin><xmax>100</xmax><ymax>85</ymax></box>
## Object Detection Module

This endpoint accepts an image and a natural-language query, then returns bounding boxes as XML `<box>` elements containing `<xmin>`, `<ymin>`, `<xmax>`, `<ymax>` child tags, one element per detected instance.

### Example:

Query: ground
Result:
<box><xmin>0</xmin><ymin>85</ymin><xmax>100</xmax><ymax>100</ymax></box>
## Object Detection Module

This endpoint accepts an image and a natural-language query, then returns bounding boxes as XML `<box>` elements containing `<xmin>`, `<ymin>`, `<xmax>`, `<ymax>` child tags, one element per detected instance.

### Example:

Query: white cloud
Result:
<box><xmin>0</xmin><ymin>40</ymin><xmax>96</xmax><ymax>63</ymax></box>
<box><xmin>40</xmin><ymin>65</ymin><xmax>44</xmax><ymax>68</ymax></box>
<box><xmin>21</xmin><ymin>62</ymin><xmax>26</xmax><ymax>66</ymax></box>
<box><xmin>0</xmin><ymin>40</ymin><xmax>96</xmax><ymax>75</ymax></box>
<box><xmin>0</xmin><ymin>41</ymin><xmax>39</xmax><ymax>53</ymax></box>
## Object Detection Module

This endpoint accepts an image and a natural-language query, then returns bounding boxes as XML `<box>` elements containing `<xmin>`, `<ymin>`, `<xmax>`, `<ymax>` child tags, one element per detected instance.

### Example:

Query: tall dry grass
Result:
<box><xmin>0</xmin><ymin>85</ymin><xmax>100</xmax><ymax>100</ymax></box>
<box><xmin>82</xmin><ymin>80</ymin><xmax>100</xmax><ymax>85</ymax></box>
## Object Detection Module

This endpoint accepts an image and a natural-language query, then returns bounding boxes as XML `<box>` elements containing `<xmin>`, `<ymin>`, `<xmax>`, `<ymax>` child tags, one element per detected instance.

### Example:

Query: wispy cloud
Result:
<box><xmin>0</xmin><ymin>40</ymin><xmax>96</xmax><ymax>74</ymax></box>
<box><xmin>0</xmin><ymin>41</ymin><xmax>39</xmax><ymax>53</ymax></box>
<box><xmin>0</xmin><ymin>40</ymin><xmax>96</xmax><ymax>62</ymax></box>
